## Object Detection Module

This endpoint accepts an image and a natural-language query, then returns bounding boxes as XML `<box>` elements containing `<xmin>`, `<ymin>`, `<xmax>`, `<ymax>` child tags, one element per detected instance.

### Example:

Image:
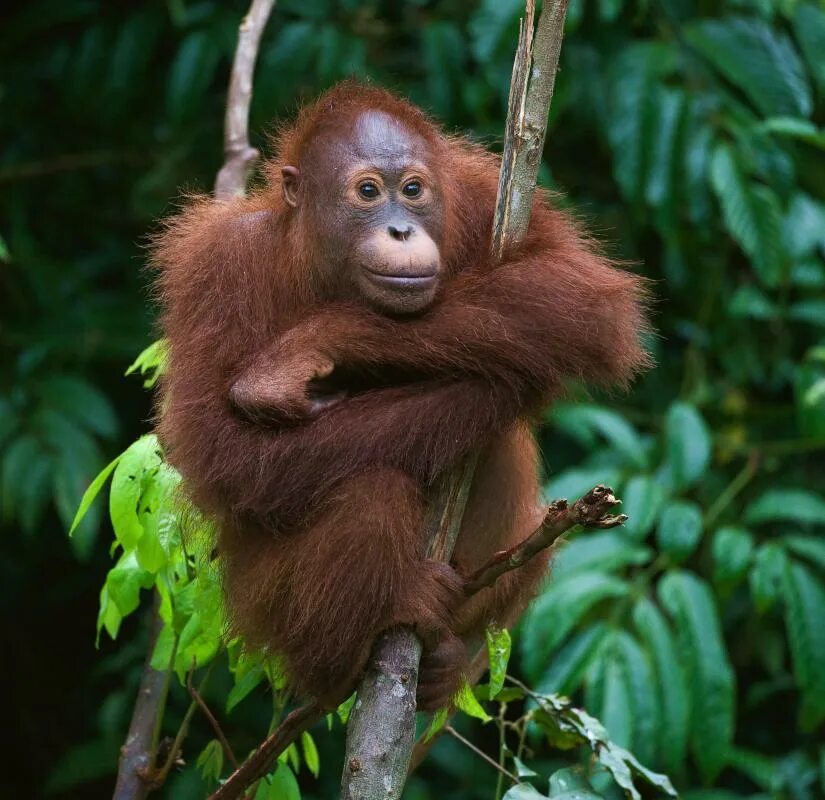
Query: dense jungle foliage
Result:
<box><xmin>2</xmin><ymin>0</ymin><xmax>825</xmax><ymax>797</ymax></box>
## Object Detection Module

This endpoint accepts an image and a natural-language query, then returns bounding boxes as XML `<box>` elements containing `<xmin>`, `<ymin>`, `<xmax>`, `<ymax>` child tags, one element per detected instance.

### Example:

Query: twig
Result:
<box><xmin>340</xmin><ymin>3</ymin><xmax>571</xmax><ymax>796</ymax></box>
<box><xmin>214</xmin><ymin>0</ymin><xmax>277</xmax><ymax>199</ymax></box>
<box><xmin>464</xmin><ymin>485</ymin><xmax>625</xmax><ymax>595</ymax></box>
<box><xmin>113</xmin><ymin>593</ymin><xmax>168</xmax><ymax>800</ymax></box>
<box><xmin>187</xmin><ymin>664</ymin><xmax>240</xmax><ymax>771</ymax></box>
<box><xmin>209</xmin><ymin>702</ymin><xmax>323</xmax><ymax>800</ymax></box>
<box><xmin>445</xmin><ymin>725</ymin><xmax>519</xmax><ymax>785</ymax></box>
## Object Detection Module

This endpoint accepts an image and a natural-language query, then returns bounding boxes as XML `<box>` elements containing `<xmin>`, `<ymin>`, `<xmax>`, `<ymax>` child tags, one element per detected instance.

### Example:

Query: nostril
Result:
<box><xmin>388</xmin><ymin>224</ymin><xmax>414</xmax><ymax>241</ymax></box>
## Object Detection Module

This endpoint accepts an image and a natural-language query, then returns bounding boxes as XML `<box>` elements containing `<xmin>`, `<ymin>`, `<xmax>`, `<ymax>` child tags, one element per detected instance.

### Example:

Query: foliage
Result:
<box><xmin>3</xmin><ymin>0</ymin><xmax>825</xmax><ymax>798</ymax></box>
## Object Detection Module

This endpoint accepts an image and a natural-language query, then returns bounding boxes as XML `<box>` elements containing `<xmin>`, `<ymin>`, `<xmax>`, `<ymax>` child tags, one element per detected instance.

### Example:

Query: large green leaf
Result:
<box><xmin>657</xmin><ymin>501</ymin><xmax>703</xmax><ymax>564</ymax></box>
<box><xmin>633</xmin><ymin>598</ymin><xmax>690</xmax><ymax>776</ymax></box>
<box><xmin>745</xmin><ymin>488</ymin><xmax>825</xmax><ymax>526</ymax></box>
<box><xmin>710</xmin><ymin>143</ymin><xmax>784</xmax><ymax>286</ymax></box>
<box><xmin>551</xmin><ymin>531</ymin><xmax>652</xmax><ymax>580</ymax></box>
<box><xmin>793</xmin><ymin>2</ymin><xmax>825</xmax><ymax>96</ymax></box>
<box><xmin>684</xmin><ymin>17</ymin><xmax>812</xmax><ymax>118</ymax></box>
<box><xmin>551</xmin><ymin>404</ymin><xmax>647</xmax><ymax>468</ymax></box>
<box><xmin>621</xmin><ymin>475</ymin><xmax>667</xmax><ymax>540</ymax></box>
<box><xmin>522</xmin><ymin>572</ymin><xmax>630</xmax><ymax>677</ymax></box>
<box><xmin>712</xmin><ymin>527</ymin><xmax>754</xmax><ymax>587</ymax></box>
<box><xmin>659</xmin><ymin>571</ymin><xmax>735</xmax><ymax>782</ymax></box>
<box><xmin>535</xmin><ymin>624</ymin><xmax>609</xmax><ymax>696</ymax></box>
<box><xmin>109</xmin><ymin>435</ymin><xmax>163</xmax><ymax>550</ymax></box>
<box><xmin>664</xmin><ymin>403</ymin><xmax>712</xmax><ymax>491</ymax></box>
<box><xmin>750</xmin><ymin>542</ymin><xmax>790</xmax><ymax>613</ymax></box>
<box><xmin>783</xmin><ymin>560</ymin><xmax>825</xmax><ymax>729</ymax></box>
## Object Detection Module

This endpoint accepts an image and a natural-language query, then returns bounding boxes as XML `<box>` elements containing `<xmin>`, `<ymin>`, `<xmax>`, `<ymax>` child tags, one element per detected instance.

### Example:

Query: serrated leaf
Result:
<box><xmin>745</xmin><ymin>488</ymin><xmax>825</xmax><ymax>526</ymax></box>
<box><xmin>750</xmin><ymin>542</ymin><xmax>790</xmax><ymax>613</ymax></box>
<box><xmin>712</xmin><ymin>527</ymin><xmax>755</xmax><ymax>586</ymax></box>
<box><xmin>684</xmin><ymin>17</ymin><xmax>812</xmax><ymax>117</ymax></box>
<box><xmin>486</xmin><ymin>626</ymin><xmax>511</xmax><ymax>699</ymax></box>
<box><xmin>657</xmin><ymin>501</ymin><xmax>703</xmax><ymax>563</ymax></box>
<box><xmin>659</xmin><ymin>571</ymin><xmax>735</xmax><ymax>782</ymax></box>
<box><xmin>454</xmin><ymin>678</ymin><xmax>491</xmax><ymax>722</ymax></box>
<box><xmin>710</xmin><ymin>143</ymin><xmax>784</xmax><ymax>286</ymax></box>
<box><xmin>633</xmin><ymin>598</ymin><xmax>689</xmax><ymax>775</ymax></box>
<box><xmin>783</xmin><ymin>560</ymin><xmax>825</xmax><ymax>729</ymax></box>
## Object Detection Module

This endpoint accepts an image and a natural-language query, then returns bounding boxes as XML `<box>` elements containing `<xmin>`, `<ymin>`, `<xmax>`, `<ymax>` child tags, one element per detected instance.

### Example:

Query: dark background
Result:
<box><xmin>2</xmin><ymin>0</ymin><xmax>824</xmax><ymax>798</ymax></box>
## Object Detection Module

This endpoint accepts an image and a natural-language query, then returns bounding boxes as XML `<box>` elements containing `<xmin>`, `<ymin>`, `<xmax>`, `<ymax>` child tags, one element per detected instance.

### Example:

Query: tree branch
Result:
<box><xmin>113</xmin><ymin>593</ymin><xmax>169</xmax><ymax>800</ymax></box>
<box><xmin>339</xmin><ymin>3</ymin><xmax>571</xmax><ymax>797</ymax></box>
<box><xmin>214</xmin><ymin>0</ymin><xmax>277</xmax><ymax>200</ymax></box>
<box><xmin>209</xmin><ymin>702</ymin><xmax>323</xmax><ymax>800</ymax></box>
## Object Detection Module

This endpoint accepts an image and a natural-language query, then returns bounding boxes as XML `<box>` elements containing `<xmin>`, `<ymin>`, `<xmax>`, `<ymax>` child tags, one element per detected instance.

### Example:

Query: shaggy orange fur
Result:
<box><xmin>151</xmin><ymin>82</ymin><xmax>649</xmax><ymax>710</ymax></box>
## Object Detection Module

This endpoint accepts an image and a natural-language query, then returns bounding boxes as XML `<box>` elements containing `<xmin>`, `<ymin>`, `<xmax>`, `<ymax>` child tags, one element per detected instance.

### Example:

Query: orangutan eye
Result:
<box><xmin>358</xmin><ymin>181</ymin><xmax>380</xmax><ymax>200</ymax></box>
<box><xmin>402</xmin><ymin>181</ymin><xmax>422</xmax><ymax>198</ymax></box>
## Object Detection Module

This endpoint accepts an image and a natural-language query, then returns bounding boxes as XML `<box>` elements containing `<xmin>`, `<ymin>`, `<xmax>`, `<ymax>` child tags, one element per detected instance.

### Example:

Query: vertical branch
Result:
<box><xmin>114</xmin><ymin>4</ymin><xmax>276</xmax><ymax>798</ymax></box>
<box><xmin>340</xmin><ymin>2</ymin><xmax>570</xmax><ymax>797</ymax></box>
<box><xmin>113</xmin><ymin>595</ymin><xmax>168</xmax><ymax>800</ymax></box>
<box><xmin>214</xmin><ymin>0</ymin><xmax>277</xmax><ymax>200</ymax></box>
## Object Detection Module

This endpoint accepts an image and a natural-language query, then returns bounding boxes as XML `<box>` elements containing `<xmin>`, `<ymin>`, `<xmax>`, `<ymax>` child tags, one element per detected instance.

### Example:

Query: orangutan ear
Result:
<box><xmin>281</xmin><ymin>166</ymin><xmax>300</xmax><ymax>208</ymax></box>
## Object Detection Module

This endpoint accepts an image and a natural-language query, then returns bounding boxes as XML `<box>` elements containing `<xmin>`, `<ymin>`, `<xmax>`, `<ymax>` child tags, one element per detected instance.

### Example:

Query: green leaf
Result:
<box><xmin>454</xmin><ymin>678</ymin><xmax>491</xmax><ymax>722</ymax></box>
<box><xmin>422</xmin><ymin>706</ymin><xmax>450</xmax><ymax>743</ymax></box>
<box><xmin>586</xmin><ymin>642</ymin><xmax>633</xmax><ymax>749</ymax></box>
<box><xmin>745</xmin><ymin>488</ymin><xmax>825</xmax><ymax>526</ymax></box>
<box><xmin>657</xmin><ymin>501</ymin><xmax>703</xmax><ymax>563</ymax></box>
<box><xmin>762</xmin><ymin>116</ymin><xmax>825</xmax><ymax>148</ymax></box>
<box><xmin>69</xmin><ymin>453</ymin><xmax>120</xmax><ymax>535</ymax></box>
<box><xmin>227</xmin><ymin>662</ymin><xmax>266</xmax><ymax>713</ymax></box>
<box><xmin>196</xmin><ymin>739</ymin><xmax>224</xmax><ymax>783</ymax></box>
<box><xmin>547</xmin><ymin>768</ymin><xmax>601</xmax><ymax>799</ymax></box>
<box><xmin>109</xmin><ymin>435</ymin><xmax>163</xmax><ymax>550</ymax></box>
<box><xmin>783</xmin><ymin>560</ymin><xmax>825</xmax><ymax>729</ymax></box>
<box><xmin>255</xmin><ymin>763</ymin><xmax>300</xmax><ymax>800</ymax></box>
<box><xmin>633</xmin><ymin>598</ymin><xmax>690</xmax><ymax>775</ymax></box>
<box><xmin>621</xmin><ymin>475</ymin><xmax>666</xmax><ymax>540</ymax></box>
<box><xmin>710</xmin><ymin>143</ymin><xmax>784</xmax><ymax>286</ymax></box>
<box><xmin>125</xmin><ymin>339</ymin><xmax>168</xmax><ymax>388</ymax></box>
<box><xmin>301</xmin><ymin>731</ymin><xmax>319</xmax><ymax>778</ymax></box>
<box><xmin>793</xmin><ymin>2</ymin><xmax>825</xmax><ymax>96</ymax></box>
<box><xmin>485</xmin><ymin>626</ymin><xmax>511</xmax><ymax>699</ymax></box>
<box><xmin>613</xmin><ymin>631</ymin><xmax>660</xmax><ymax>765</ymax></box>
<box><xmin>522</xmin><ymin>572</ymin><xmax>630</xmax><ymax>677</ymax></box>
<box><xmin>664</xmin><ymin>402</ymin><xmax>712</xmax><ymax>491</ymax></box>
<box><xmin>552</xmin><ymin>532</ymin><xmax>653</xmax><ymax>580</ymax></box>
<box><xmin>166</xmin><ymin>31</ymin><xmax>221</xmax><ymax>122</ymax></box>
<box><xmin>503</xmin><ymin>784</ymin><xmax>547</xmax><ymax>800</ymax></box>
<box><xmin>684</xmin><ymin>17</ymin><xmax>812</xmax><ymax>117</ymax></box>
<box><xmin>712</xmin><ymin>526</ymin><xmax>755</xmax><ymax>586</ymax></box>
<box><xmin>36</xmin><ymin>375</ymin><xmax>118</xmax><ymax>439</ymax></box>
<box><xmin>785</xmin><ymin>536</ymin><xmax>825</xmax><ymax>572</ymax></box>
<box><xmin>543</xmin><ymin>467</ymin><xmax>623</xmax><ymax>508</ymax></box>
<box><xmin>750</xmin><ymin>542</ymin><xmax>790</xmax><ymax>613</ymax></box>
<box><xmin>659</xmin><ymin>571</ymin><xmax>735</xmax><ymax>782</ymax></box>
<box><xmin>534</xmin><ymin>624</ymin><xmax>609</xmax><ymax>696</ymax></box>
<box><xmin>552</xmin><ymin>404</ymin><xmax>647</xmax><ymax>468</ymax></box>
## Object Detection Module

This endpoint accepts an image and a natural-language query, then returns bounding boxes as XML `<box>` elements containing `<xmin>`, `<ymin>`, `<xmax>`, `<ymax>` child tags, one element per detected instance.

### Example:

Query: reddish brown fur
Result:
<box><xmin>152</xmin><ymin>82</ymin><xmax>650</xmax><ymax>709</ymax></box>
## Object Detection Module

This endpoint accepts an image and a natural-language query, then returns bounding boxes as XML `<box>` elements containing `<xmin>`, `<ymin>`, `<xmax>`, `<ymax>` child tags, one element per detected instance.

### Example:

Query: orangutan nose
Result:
<box><xmin>388</xmin><ymin>223</ymin><xmax>414</xmax><ymax>242</ymax></box>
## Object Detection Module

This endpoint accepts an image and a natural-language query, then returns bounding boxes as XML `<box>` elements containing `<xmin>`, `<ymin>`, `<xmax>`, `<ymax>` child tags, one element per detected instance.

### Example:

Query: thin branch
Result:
<box><xmin>209</xmin><ymin>702</ymin><xmax>323</xmax><ymax>800</ymax></box>
<box><xmin>113</xmin><ymin>593</ymin><xmax>168</xmax><ymax>800</ymax></box>
<box><xmin>214</xmin><ymin>0</ymin><xmax>277</xmax><ymax>199</ymax></box>
<box><xmin>464</xmin><ymin>485</ymin><xmax>625</xmax><ymax>595</ymax></box>
<box><xmin>339</xmin><ymin>4</ymin><xmax>571</xmax><ymax>796</ymax></box>
<box><xmin>445</xmin><ymin>725</ymin><xmax>519</xmax><ymax>785</ymax></box>
<box><xmin>187</xmin><ymin>663</ymin><xmax>240</xmax><ymax>771</ymax></box>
